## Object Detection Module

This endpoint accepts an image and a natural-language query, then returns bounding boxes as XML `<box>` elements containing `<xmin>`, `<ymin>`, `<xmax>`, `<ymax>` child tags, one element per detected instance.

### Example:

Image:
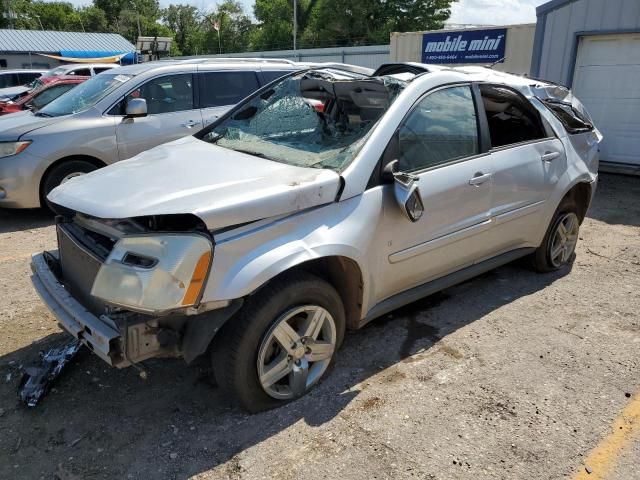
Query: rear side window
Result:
<box><xmin>18</xmin><ymin>72</ymin><xmax>41</xmax><ymax>84</ymax></box>
<box><xmin>70</xmin><ymin>68</ymin><xmax>91</xmax><ymax>76</ymax></box>
<box><xmin>479</xmin><ymin>84</ymin><xmax>546</xmax><ymax>148</ymax></box>
<box><xmin>542</xmin><ymin>100</ymin><xmax>593</xmax><ymax>134</ymax></box>
<box><xmin>198</xmin><ymin>71</ymin><xmax>260</xmax><ymax>108</ymax></box>
<box><xmin>93</xmin><ymin>67</ymin><xmax>113</xmax><ymax>74</ymax></box>
<box><xmin>0</xmin><ymin>73</ymin><xmax>20</xmax><ymax>88</ymax></box>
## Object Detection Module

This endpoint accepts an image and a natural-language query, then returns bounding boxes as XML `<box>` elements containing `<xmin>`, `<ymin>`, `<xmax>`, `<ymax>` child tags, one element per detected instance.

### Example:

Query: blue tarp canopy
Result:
<box><xmin>59</xmin><ymin>50</ymin><xmax>137</xmax><ymax>64</ymax></box>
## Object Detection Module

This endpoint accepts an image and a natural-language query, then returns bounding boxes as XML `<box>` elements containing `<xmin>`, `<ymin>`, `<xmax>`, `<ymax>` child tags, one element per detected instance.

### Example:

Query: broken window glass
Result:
<box><xmin>542</xmin><ymin>99</ymin><xmax>594</xmax><ymax>134</ymax></box>
<box><xmin>200</xmin><ymin>71</ymin><xmax>406</xmax><ymax>171</ymax></box>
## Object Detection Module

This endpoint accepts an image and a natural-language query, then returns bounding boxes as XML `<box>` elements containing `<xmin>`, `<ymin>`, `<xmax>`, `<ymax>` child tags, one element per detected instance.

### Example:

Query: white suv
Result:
<box><xmin>32</xmin><ymin>64</ymin><xmax>601</xmax><ymax>411</ymax></box>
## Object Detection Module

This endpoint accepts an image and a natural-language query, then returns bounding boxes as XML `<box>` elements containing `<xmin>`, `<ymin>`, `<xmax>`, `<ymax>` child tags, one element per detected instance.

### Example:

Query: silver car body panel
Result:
<box><xmin>202</xmin><ymin>68</ymin><xmax>600</xmax><ymax>318</ymax></box>
<box><xmin>36</xmin><ymin>64</ymin><xmax>600</xmax><ymax>335</ymax></box>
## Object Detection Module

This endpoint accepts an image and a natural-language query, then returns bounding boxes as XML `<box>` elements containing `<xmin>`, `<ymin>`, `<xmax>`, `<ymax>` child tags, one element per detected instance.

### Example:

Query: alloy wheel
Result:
<box><xmin>257</xmin><ymin>305</ymin><xmax>337</xmax><ymax>400</ymax></box>
<box><xmin>549</xmin><ymin>212</ymin><xmax>579</xmax><ymax>268</ymax></box>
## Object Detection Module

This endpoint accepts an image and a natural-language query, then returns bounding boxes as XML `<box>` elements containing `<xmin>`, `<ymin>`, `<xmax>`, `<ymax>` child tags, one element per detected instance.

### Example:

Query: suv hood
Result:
<box><xmin>48</xmin><ymin>136</ymin><xmax>342</xmax><ymax>230</ymax></box>
<box><xmin>0</xmin><ymin>110</ymin><xmax>59</xmax><ymax>140</ymax></box>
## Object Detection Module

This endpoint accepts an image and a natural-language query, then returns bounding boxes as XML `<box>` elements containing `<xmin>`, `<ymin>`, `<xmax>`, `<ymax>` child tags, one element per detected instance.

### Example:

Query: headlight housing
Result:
<box><xmin>91</xmin><ymin>234</ymin><xmax>213</xmax><ymax>314</ymax></box>
<box><xmin>0</xmin><ymin>141</ymin><xmax>31</xmax><ymax>159</ymax></box>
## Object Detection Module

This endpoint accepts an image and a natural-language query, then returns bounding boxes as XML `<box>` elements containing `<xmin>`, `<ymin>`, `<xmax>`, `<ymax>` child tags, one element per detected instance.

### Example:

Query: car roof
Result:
<box><xmin>108</xmin><ymin>58</ymin><xmax>303</xmax><ymax>76</ymax></box>
<box><xmin>52</xmin><ymin>63</ymin><xmax>117</xmax><ymax>70</ymax></box>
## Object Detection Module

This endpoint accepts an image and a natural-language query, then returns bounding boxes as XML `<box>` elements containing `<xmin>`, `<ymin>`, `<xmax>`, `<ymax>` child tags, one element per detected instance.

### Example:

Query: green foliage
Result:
<box><xmin>0</xmin><ymin>0</ymin><xmax>455</xmax><ymax>55</ymax></box>
<box><xmin>302</xmin><ymin>0</ymin><xmax>454</xmax><ymax>48</ymax></box>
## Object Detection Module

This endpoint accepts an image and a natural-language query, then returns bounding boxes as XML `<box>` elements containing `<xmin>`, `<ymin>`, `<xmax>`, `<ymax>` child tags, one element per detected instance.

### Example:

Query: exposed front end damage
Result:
<box><xmin>30</xmin><ymin>213</ymin><xmax>241</xmax><ymax>369</ymax></box>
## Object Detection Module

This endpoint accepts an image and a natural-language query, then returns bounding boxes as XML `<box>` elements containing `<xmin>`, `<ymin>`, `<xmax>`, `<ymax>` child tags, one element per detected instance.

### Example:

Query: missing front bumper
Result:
<box><xmin>31</xmin><ymin>252</ymin><xmax>127</xmax><ymax>367</ymax></box>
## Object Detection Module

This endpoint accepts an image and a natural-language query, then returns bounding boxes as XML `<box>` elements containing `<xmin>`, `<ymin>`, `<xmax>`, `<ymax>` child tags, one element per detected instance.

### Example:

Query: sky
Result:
<box><xmin>64</xmin><ymin>0</ymin><xmax>548</xmax><ymax>26</ymax></box>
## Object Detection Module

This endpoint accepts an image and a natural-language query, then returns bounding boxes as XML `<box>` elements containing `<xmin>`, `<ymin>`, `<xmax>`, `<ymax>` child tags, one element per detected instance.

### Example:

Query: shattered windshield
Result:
<box><xmin>199</xmin><ymin>70</ymin><xmax>405</xmax><ymax>171</ymax></box>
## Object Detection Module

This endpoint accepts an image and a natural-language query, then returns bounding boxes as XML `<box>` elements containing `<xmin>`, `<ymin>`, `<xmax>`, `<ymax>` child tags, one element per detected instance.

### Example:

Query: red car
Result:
<box><xmin>0</xmin><ymin>75</ymin><xmax>89</xmax><ymax>115</ymax></box>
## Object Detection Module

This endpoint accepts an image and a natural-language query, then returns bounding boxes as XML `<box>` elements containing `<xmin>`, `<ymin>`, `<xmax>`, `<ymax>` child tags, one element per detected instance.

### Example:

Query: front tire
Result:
<box><xmin>212</xmin><ymin>272</ymin><xmax>345</xmax><ymax>412</ymax></box>
<box><xmin>532</xmin><ymin>198</ymin><xmax>580</xmax><ymax>272</ymax></box>
<box><xmin>41</xmin><ymin>159</ymin><xmax>98</xmax><ymax>213</ymax></box>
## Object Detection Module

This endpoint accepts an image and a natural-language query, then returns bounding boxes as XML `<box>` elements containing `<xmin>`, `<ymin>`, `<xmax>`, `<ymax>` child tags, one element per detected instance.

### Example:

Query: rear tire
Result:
<box><xmin>41</xmin><ymin>160</ymin><xmax>98</xmax><ymax>213</ymax></box>
<box><xmin>532</xmin><ymin>197</ymin><xmax>580</xmax><ymax>272</ymax></box>
<box><xmin>212</xmin><ymin>271</ymin><xmax>345</xmax><ymax>413</ymax></box>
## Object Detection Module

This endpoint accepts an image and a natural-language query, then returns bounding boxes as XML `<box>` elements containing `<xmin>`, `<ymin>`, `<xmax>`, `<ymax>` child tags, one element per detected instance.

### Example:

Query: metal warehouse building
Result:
<box><xmin>0</xmin><ymin>29</ymin><xmax>136</xmax><ymax>70</ymax></box>
<box><xmin>531</xmin><ymin>0</ymin><xmax>640</xmax><ymax>170</ymax></box>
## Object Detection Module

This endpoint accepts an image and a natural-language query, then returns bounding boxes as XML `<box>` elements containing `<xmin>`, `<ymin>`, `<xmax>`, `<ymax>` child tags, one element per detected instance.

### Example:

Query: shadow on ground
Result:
<box><xmin>0</xmin><ymin>208</ymin><xmax>54</xmax><ymax>234</ymax></box>
<box><xmin>0</xmin><ymin>262</ymin><xmax>570</xmax><ymax>479</ymax></box>
<box><xmin>587</xmin><ymin>173</ymin><xmax>640</xmax><ymax>227</ymax></box>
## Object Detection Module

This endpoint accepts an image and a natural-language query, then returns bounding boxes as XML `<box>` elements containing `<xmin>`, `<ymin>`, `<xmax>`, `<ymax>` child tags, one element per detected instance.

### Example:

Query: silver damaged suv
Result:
<box><xmin>31</xmin><ymin>65</ymin><xmax>601</xmax><ymax>411</ymax></box>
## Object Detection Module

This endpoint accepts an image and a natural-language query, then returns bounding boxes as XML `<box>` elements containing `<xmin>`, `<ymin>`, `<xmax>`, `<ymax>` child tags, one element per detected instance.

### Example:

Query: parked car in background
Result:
<box><xmin>0</xmin><ymin>75</ymin><xmax>88</xmax><ymax>115</ymax></box>
<box><xmin>33</xmin><ymin>64</ymin><xmax>601</xmax><ymax>411</ymax></box>
<box><xmin>0</xmin><ymin>69</ymin><xmax>46</xmax><ymax>88</ymax></box>
<box><xmin>0</xmin><ymin>64</ymin><xmax>116</xmax><ymax>102</ymax></box>
<box><xmin>0</xmin><ymin>69</ymin><xmax>47</xmax><ymax>101</ymax></box>
<box><xmin>0</xmin><ymin>58</ymin><xmax>313</xmax><ymax>209</ymax></box>
<box><xmin>40</xmin><ymin>63</ymin><xmax>118</xmax><ymax>78</ymax></box>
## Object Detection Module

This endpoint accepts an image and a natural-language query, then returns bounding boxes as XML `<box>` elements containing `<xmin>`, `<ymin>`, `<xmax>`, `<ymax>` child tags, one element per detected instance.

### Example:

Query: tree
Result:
<box><xmin>204</xmin><ymin>1</ymin><xmax>254</xmax><ymax>54</ymax></box>
<box><xmin>163</xmin><ymin>4</ymin><xmax>202</xmax><ymax>55</ymax></box>
<box><xmin>250</xmin><ymin>0</ymin><xmax>315</xmax><ymax>51</ymax></box>
<box><xmin>302</xmin><ymin>0</ymin><xmax>455</xmax><ymax>48</ymax></box>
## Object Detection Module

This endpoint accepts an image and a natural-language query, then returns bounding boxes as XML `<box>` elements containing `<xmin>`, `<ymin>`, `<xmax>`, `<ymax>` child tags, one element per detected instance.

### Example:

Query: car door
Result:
<box><xmin>375</xmin><ymin>84</ymin><xmax>495</xmax><ymax>302</ymax></box>
<box><xmin>198</xmin><ymin>70</ymin><xmax>261</xmax><ymax>127</ymax></box>
<box><xmin>477</xmin><ymin>84</ymin><xmax>565</xmax><ymax>253</ymax></box>
<box><xmin>114</xmin><ymin>73</ymin><xmax>203</xmax><ymax>160</ymax></box>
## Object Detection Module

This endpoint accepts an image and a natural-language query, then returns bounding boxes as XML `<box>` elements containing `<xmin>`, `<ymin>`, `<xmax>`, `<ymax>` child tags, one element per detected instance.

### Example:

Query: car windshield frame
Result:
<box><xmin>196</xmin><ymin>69</ymin><xmax>406</xmax><ymax>172</ymax></box>
<box><xmin>38</xmin><ymin>73</ymin><xmax>132</xmax><ymax>117</ymax></box>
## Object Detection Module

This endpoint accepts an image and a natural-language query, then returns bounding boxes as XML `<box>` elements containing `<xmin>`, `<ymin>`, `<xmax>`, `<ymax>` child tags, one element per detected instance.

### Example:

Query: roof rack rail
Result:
<box><xmin>174</xmin><ymin>57</ymin><xmax>297</xmax><ymax>65</ymax></box>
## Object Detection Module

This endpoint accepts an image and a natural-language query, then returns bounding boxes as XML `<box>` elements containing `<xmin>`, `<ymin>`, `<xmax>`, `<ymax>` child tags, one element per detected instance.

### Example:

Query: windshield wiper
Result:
<box><xmin>230</xmin><ymin>148</ymin><xmax>275</xmax><ymax>161</ymax></box>
<box><xmin>205</xmin><ymin>132</ymin><xmax>224</xmax><ymax>144</ymax></box>
<box><xmin>34</xmin><ymin>111</ymin><xmax>52</xmax><ymax>117</ymax></box>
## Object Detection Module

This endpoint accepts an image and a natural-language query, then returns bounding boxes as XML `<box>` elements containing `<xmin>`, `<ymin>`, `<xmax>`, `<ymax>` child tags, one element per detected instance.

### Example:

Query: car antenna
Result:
<box><xmin>487</xmin><ymin>57</ymin><xmax>506</xmax><ymax>69</ymax></box>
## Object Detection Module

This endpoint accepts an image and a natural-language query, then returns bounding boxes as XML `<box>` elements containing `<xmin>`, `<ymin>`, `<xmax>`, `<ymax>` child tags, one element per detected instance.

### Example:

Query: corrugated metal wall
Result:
<box><xmin>390</xmin><ymin>25</ymin><xmax>536</xmax><ymax>75</ymax></box>
<box><xmin>204</xmin><ymin>45</ymin><xmax>390</xmax><ymax>70</ymax></box>
<box><xmin>531</xmin><ymin>0</ymin><xmax>640</xmax><ymax>85</ymax></box>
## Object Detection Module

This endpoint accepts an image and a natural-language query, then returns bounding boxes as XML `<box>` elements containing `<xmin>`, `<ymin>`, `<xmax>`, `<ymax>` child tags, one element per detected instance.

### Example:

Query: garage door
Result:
<box><xmin>572</xmin><ymin>33</ymin><xmax>640</xmax><ymax>166</ymax></box>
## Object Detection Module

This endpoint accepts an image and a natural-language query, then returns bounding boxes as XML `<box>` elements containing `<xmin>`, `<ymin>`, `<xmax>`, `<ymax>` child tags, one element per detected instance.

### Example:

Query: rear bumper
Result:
<box><xmin>30</xmin><ymin>252</ymin><xmax>125</xmax><ymax>367</ymax></box>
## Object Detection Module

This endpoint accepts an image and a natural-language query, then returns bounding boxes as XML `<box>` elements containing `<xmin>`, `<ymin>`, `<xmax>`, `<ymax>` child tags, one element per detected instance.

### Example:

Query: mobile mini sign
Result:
<box><xmin>422</xmin><ymin>28</ymin><xmax>507</xmax><ymax>64</ymax></box>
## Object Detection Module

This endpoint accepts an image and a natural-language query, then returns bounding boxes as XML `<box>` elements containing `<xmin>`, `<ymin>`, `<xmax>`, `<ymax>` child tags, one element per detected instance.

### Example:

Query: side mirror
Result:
<box><xmin>384</xmin><ymin>160</ymin><xmax>424</xmax><ymax>222</ymax></box>
<box><xmin>125</xmin><ymin>98</ymin><xmax>147</xmax><ymax>118</ymax></box>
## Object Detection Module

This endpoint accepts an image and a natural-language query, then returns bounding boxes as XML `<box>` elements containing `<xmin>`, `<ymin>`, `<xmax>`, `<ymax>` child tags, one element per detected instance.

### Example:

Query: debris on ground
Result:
<box><xmin>18</xmin><ymin>340</ymin><xmax>82</xmax><ymax>407</ymax></box>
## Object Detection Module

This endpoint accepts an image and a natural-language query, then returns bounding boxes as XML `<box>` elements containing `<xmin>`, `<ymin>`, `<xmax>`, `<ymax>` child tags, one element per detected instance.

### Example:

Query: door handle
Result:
<box><xmin>182</xmin><ymin>120</ymin><xmax>200</xmax><ymax>128</ymax></box>
<box><xmin>468</xmin><ymin>172</ymin><xmax>492</xmax><ymax>186</ymax></box>
<box><xmin>541</xmin><ymin>151</ymin><xmax>560</xmax><ymax>162</ymax></box>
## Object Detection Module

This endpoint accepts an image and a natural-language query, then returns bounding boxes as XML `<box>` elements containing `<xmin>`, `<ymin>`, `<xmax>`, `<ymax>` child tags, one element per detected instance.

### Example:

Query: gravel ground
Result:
<box><xmin>0</xmin><ymin>173</ymin><xmax>638</xmax><ymax>480</ymax></box>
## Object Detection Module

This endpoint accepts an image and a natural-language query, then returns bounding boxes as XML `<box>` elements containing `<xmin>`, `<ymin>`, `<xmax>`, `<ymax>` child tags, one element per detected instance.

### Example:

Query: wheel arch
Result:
<box><xmin>263</xmin><ymin>255</ymin><xmax>365</xmax><ymax>330</ymax></box>
<box><xmin>559</xmin><ymin>179</ymin><xmax>593</xmax><ymax>224</ymax></box>
<box><xmin>39</xmin><ymin>155</ymin><xmax>107</xmax><ymax>205</ymax></box>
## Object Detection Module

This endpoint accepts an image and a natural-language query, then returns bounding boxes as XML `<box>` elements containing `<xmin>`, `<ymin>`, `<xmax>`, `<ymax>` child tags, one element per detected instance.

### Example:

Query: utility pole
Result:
<box><xmin>293</xmin><ymin>0</ymin><xmax>297</xmax><ymax>52</ymax></box>
<box><xmin>34</xmin><ymin>14</ymin><xmax>43</xmax><ymax>30</ymax></box>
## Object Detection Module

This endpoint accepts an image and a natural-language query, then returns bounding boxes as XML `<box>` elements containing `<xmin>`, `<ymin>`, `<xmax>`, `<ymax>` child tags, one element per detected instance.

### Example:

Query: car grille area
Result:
<box><xmin>56</xmin><ymin>222</ymin><xmax>108</xmax><ymax>317</ymax></box>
